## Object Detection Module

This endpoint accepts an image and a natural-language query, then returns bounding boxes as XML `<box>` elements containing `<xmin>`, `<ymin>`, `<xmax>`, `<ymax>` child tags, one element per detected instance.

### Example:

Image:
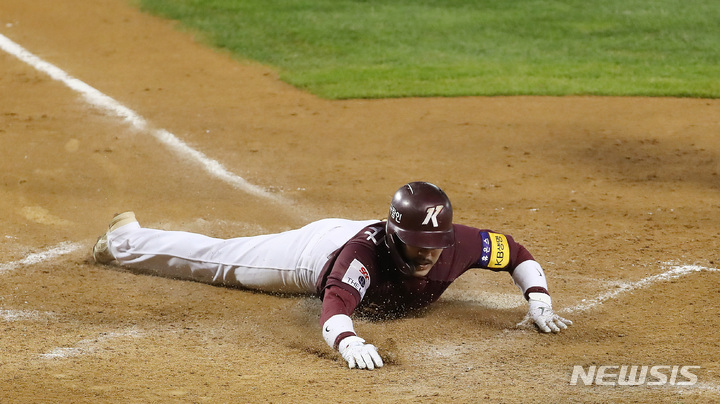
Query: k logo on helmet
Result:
<box><xmin>422</xmin><ymin>205</ymin><xmax>444</xmax><ymax>227</ymax></box>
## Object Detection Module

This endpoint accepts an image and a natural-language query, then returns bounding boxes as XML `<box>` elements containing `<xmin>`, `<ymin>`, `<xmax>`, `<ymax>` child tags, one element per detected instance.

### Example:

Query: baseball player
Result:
<box><xmin>93</xmin><ymin>181</ymin><xmax>571</xmax><ymax>370</ymax></box>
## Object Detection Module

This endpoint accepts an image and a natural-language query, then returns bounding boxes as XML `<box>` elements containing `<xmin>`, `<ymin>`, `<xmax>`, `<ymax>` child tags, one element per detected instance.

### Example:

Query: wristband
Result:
<box><xmin>322</xmin><ymin>314</ymin><xmax>356</xmax><ymax>348</ymax></box>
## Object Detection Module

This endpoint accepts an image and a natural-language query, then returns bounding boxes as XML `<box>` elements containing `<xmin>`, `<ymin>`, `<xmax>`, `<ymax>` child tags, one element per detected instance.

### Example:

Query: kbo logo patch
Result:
<box><xmin>342</xmin><ymin>259</ymin><xmax>371</xmax><ymax>299</ymax></box>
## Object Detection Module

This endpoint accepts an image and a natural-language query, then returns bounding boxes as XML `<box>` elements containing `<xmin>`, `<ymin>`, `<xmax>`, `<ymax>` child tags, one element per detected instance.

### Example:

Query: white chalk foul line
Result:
<box><xmin>690</xmin><ymin>382</ymin><xmax>720</xmax><ymax>393</ymax></box>
<box><xmin>563</xmin><ymin>264</ymin><xmax>719</xmax><ymax>313</ymax></box>
<box><xmin>0</xmin><ymin>241</ymin><xmax>83</xmax><ymax>275</ymax></box>
<box><xmin>39</xmin><ymin>328</ymin><xmax>143</xmax><ymax>360</ymax></box>
<box><xmin>0</xmin><ymin>241</ymin><xmax>81</xmax><ymax>321</ymax></box>
<box><xmin>1</xmin><ymin>309</ymin><xmax>56</xmax><ymax>322</ymax></box>
<box><xmin>0</xmin><ymin>33</ymin><xmax>281</xmax><ymax>202</ymax></box>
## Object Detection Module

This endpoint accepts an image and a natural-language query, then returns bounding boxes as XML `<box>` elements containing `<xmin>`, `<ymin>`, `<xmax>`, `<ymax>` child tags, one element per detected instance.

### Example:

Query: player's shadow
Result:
<box><xmin>350</xmin><ymin>298</ymin><xmax>524</xmax><ymax>331</ymax></box>
<box><xmin>421</xmin><ymin>299</ymin><xmax>524</xmax><ymax>330</ymax></box>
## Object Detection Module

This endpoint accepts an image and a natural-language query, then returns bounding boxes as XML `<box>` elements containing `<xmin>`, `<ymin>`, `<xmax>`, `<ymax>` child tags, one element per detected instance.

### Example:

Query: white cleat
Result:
<box><xmin>92</xmin><ymin>211</ymin><xmax>137</xmax><ymax>264</ymax></box>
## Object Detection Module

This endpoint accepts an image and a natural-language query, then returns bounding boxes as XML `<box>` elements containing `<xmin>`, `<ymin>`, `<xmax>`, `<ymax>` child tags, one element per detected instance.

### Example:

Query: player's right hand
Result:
<box><xmin>338</xmin><ymin>336</ymin><xmax>384</xmax><ymax>370</ymax></box>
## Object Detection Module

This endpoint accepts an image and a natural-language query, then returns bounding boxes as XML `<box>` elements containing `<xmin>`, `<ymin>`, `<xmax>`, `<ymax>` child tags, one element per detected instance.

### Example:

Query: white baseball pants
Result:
<box><xmin>106</xmin><ymin>218</ymin><xmax>379</xmax><ymax>294</ymax></box>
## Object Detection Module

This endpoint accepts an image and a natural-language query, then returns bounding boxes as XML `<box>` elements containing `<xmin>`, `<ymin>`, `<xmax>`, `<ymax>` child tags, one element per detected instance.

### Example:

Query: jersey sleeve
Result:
<box><xmin>319</xmin><ymin>240</ymin><xmax>379</xmax><ymax>325</ymax></box>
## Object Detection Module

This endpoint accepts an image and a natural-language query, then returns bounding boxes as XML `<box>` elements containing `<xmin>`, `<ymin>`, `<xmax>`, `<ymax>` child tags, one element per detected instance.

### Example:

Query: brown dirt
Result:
<box><xmin>1</xmin><ymin>0</ymin><xmax>719</xmax><ymax>402</ymax></box>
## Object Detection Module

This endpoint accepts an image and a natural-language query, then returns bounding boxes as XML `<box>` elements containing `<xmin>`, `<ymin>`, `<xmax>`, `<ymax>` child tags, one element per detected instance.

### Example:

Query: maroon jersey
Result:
<box><xmin>316</xmin><ymin>222</ymin><xmax>535</xmax><ymax>325</ymax></box>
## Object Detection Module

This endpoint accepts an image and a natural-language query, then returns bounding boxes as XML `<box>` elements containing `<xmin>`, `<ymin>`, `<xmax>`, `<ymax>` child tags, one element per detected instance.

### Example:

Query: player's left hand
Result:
<box><xmin>518</xmin><ymin>293</ymin><xmax>572</xmax><ymax>333</ymax></box>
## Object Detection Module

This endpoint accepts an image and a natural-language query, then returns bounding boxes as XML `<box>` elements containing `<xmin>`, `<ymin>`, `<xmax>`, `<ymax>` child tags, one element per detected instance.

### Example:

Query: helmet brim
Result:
<box><xmin>394</xmin><ymin>227</ymin><xmax>454</xmax><ymax>249</ymax></box>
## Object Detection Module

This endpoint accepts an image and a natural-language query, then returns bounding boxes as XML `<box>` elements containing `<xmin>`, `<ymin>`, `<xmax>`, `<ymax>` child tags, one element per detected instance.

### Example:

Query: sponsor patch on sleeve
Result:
<box><xmin>487</xmin><ymin>232</ymin><xmax>510</xmax><ymax>269</ymax></box>
<box><xmin>342</xmin><ymin>259</ymin><xmax>371</xmax><ymax>299</ymax></box>
<box><xmin>479</xmin><ymin>231</ymin><xmax>511</xmax><ymax>269</ymax></box>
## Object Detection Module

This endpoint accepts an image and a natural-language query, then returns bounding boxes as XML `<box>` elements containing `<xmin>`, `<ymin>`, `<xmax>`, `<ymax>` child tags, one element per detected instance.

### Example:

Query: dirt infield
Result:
<box><xmin>1</xmin><ymin>0</ymin><xmax>719</xmax><ymax>402</ymax></box>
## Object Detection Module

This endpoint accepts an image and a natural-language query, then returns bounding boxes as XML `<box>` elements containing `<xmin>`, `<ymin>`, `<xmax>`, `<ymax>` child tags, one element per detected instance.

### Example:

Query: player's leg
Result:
<box><xmin>211</xmin><ymin>218</ymin><xmax>379</xmax><ymax>293</ymax></box>
<box><xmin>105</xmin><ymin>221</ymin><xmax>238</xmax><ymax>285</ymax></box>
<box><xmin>103</xmin><ymin>215</ymin><xmax>377</xmax><ymax>294</ymax></box>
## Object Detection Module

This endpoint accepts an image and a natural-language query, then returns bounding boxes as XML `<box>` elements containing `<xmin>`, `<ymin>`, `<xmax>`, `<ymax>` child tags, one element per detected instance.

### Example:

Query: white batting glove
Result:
<box><xmin>518</xmin><ymin>293</ymin><xmax>572</xmax><ymax>333</ymax></box>
<box><xmin>338</xmin><ymin>336</ymin><xmax>384</xmax><ymax>370</ymax></box>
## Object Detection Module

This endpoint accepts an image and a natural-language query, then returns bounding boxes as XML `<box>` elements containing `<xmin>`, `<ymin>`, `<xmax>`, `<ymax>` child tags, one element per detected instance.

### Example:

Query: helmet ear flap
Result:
<box><xmin>385</xmin><ymin>231</ymin><xmax>416</xmax><ymax>276</ymax></box>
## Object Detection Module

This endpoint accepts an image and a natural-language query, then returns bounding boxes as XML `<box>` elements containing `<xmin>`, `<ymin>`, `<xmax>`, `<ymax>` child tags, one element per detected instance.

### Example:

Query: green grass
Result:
<box><xmin>137</xmin><ymin>0</ymin><xmax>720</xmax><ymax>99</ymax></box>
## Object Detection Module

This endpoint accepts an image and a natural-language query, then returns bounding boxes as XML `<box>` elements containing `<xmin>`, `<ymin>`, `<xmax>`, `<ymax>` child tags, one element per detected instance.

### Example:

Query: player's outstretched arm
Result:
<box><xmin>511</xmin><ymin>260</ymin><xmax>572</xmax><ymax>333</ymax></box>
<box><xmin>323</xmin><ymin>314</ymin><xmax>384</xmax><ymax>370</ymax></box>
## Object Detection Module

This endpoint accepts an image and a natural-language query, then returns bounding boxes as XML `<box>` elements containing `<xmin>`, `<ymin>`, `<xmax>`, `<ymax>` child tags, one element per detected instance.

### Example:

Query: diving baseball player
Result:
<box><xmin>93</xmin><ymin>181</ymin><xmax>572</xmax><ymax>370</ymax></box>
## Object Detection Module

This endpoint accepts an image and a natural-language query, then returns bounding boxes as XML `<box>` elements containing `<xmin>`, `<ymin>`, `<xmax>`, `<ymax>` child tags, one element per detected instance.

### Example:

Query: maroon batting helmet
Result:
<box><xmin>385</xmin><ymin>181</ymin><xmax>454</xmax><ymax>275</ymax></box>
